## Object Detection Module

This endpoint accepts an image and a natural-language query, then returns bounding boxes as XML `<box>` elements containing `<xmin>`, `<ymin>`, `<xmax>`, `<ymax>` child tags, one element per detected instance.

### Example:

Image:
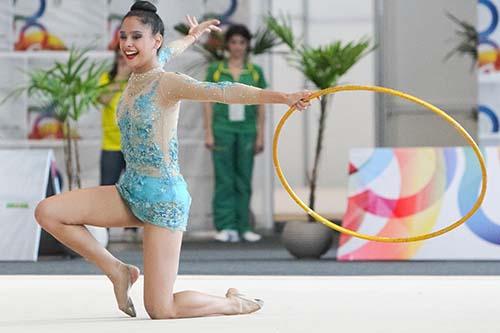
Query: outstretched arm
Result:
<box><xmin>159</xmin><ymin>72</ymin><xmax>311</xmax><ymax>110</ymax></box>
<box><xmin>158</xmin><ymin>16</ymin><xmax>221</xmax><ymax>66</ymax></box>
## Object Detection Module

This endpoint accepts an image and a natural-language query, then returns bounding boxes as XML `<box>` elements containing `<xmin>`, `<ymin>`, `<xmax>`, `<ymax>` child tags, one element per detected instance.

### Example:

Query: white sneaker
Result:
<box><xmin>229</xmin><ymin>231</ymin><xmax>240</xmax><ymax>243</ymax></box>
<box><xmin>214</xmin><ymin>230</ymin><xmax>240</xmax><ymax>243</ymax></box>
<box><xmin>242</xmin><ymin>231</ymin><xmax>262</xmax><ymax>242</ymax></box>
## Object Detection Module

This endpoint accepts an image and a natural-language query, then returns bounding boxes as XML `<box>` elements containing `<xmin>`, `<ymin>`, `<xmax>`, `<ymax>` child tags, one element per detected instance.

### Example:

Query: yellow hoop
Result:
<box><xmin>273</xmin><ymin>85</ymin><xmax>487</xmax><ymax>243</ymax></box>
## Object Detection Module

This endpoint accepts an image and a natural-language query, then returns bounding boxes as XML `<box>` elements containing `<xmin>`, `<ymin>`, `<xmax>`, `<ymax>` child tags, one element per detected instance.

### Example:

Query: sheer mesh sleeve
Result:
<box><xmin>158</xmin><ymin>37</ymin><xmax>194</xmax><ymax>67</ymax></box>
<box><xmin>159</xmin><ymin>72</ymin><xmax>267</xmax><ymax>105</ymax></box>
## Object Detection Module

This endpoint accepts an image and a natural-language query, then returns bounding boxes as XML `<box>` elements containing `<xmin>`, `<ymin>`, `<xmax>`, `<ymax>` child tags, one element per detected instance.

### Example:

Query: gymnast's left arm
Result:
<box><xmin>158</xmin><ymin>16</ymin><xmax>221</xmax><ymax>66</ymax></box>
<box><xmin>159</xmin><ymin>72</ymin><xmax>311</xmax><ymax>110</ymax></box>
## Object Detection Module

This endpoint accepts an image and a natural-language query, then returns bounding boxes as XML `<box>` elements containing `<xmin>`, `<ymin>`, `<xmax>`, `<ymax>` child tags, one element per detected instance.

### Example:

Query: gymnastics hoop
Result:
<box><xmin>272</xmin><ymin>85</ymin><xmax>487</xmax><ymax>243</ymax></box>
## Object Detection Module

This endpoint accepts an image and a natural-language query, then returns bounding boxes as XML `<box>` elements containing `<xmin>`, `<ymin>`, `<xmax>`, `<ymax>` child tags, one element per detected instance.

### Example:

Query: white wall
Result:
<box><xmin>378</xmin><ymin>0</ymin><xmax>477</xmax><ymax>147</ymax></box>
<box><xmin>0</xmin><ymin>0</ymin><xmax>376</xmax><ymax>232</ymax></box>
<box><xmin>0</xmin><ymin>0</ymin><xmax>256</xmax><ymax>233</ymax></box>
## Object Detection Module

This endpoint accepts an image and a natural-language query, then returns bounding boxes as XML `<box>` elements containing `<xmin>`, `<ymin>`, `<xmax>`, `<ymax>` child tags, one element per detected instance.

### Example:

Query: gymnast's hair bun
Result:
<box><xmin>130</xmin><ymin>1</ymin><xmax>157</xmax><ymax>13</ymax></box>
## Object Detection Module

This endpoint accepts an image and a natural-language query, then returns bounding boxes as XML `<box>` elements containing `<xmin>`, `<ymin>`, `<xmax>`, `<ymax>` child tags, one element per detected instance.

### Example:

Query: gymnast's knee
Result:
<box><xmin>145</xmin><ymin>300</ymin><xmax>178</xmax><ymax>320</ymax></box>
<box><xmin>34</xmin><ymin>198</ymin><xmax>59</xmax><ymax>231</ymax></box>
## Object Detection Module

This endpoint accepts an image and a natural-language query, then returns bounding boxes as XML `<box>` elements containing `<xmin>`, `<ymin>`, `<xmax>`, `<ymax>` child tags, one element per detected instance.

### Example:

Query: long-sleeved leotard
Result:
<box><xmin>157</xmin><ymin>37</ymin><xmax>195</xmax><ymax>67</ymax></box>
<box><xmin>116</xmin><ymin>48</ymin><xmax>274</xmax><ymax>231</ymax></box>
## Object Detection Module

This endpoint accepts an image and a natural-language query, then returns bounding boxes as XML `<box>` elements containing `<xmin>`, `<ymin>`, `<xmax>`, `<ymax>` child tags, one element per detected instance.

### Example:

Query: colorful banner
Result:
<box><xmin>338</xmin><ymin>147</ymin><xmax>500</xmax><ymax>260</ymax></box>
<box><xmin>13</xmin><ymin>0</ymin><xmax>107</xmax><ymax>51</ymax></box>
<box><xmin>478</xmin><ymin>0</ymin><xmax>500</xmax><ymax>144</ymax></box>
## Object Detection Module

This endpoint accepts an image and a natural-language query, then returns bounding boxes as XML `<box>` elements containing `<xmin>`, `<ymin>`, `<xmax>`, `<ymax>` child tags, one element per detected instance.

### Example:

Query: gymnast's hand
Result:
<box><xmin>186</xmin><ymin>15</ymin><xmax>221</xmax><ymax>41</ymax></box>
<box><xmin>286</xmin><ymin>91</ymin><xmax>312</xmax><ymax>111</ymax></box>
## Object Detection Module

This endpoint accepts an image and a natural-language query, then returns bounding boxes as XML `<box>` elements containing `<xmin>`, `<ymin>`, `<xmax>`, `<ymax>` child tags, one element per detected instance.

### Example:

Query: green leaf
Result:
<box><xmin>265</xmin><ymin>14</ymin><xmax>296</xmax><ymax>50</ymax></box>
<box><xmin>252</xmin><ymin>27</ymin><xmax>282</xmax><ymax>55</ymax></box>
<box><xmin>2</xmin><ymin>46</ymin><xmax>110</xmax><ymax>123</ymax></box>
<box><xmin>287</xmin><ymin>38</ymin><xmax>373</xmax><ymax>89</ymax></box>
<box><xmin>445</xmin><ymin>11</ymin><xmax>478</xmax><ymax>62</ymax></box>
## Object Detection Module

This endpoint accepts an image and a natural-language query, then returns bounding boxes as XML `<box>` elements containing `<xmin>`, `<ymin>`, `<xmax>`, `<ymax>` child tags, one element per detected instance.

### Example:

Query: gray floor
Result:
<box><xmin>2</xmin><ymin>236</ymin><xmax>500</xmax><ymax>275</ymax></box>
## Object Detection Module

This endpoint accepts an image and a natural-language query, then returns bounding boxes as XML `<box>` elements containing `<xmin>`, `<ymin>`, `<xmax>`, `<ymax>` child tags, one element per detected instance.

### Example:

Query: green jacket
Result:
<box><xmin>205</xmin><ymin>60</ymin><xmax>267</xmax><ymax>133</ymax></box>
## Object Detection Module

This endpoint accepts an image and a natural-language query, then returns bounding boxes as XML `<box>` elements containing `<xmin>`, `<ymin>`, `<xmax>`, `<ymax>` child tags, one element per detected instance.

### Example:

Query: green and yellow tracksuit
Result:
<box><xmin>205</xmin><ymin>60</ymin><xmax>267</xmax><ymax>233</ymax></box>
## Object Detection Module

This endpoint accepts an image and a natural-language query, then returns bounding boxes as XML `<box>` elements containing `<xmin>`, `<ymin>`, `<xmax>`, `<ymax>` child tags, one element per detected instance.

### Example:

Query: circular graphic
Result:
<box><xmin>479</xmin><ymin>105</ymin><xmax>500</xmax><ymax>133</ymax></box>
<box><xmin>479</xmin><ymin>0</ymin><xmax>499</xmax><ymax>38</ymax></box>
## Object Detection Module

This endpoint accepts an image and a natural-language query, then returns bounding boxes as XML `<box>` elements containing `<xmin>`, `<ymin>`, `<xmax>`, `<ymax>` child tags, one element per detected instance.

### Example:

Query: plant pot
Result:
<box><xmin>282</xmin><ymin>220</ymin><xmax>334</xmax><ymax>259</ymax></box>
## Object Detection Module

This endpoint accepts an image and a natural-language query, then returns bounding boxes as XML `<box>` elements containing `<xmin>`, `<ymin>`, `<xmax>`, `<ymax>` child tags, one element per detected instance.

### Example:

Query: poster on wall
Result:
<box><xmin>13</xmin><ymin>0</ymin><xmax>107</xmax><ymax>51</ymax></box>
<box><xmin>478</xmin><ymin>0</ymin><xmax>500</xmax><ymax>144</ymax></box>
<box><xmin>338</xmin><ymin>147</ymin><xmax>500</xmax><ymax>261</ymax></box>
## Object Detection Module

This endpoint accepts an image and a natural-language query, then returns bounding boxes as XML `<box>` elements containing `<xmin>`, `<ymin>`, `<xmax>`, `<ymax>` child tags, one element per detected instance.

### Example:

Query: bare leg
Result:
<box><xmin>142</xmin><ymin>223</ymin><xmax>262</xmax><ymax>319</ymax></box>
<box><xmin>35</xmin><ymin>185</ymin><xmax>142</xmax><ymax>316</ymax></box>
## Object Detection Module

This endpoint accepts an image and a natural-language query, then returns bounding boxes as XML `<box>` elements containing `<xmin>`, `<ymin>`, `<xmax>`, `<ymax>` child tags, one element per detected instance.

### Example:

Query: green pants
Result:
<box><xmin>212</xmin><ymin>130</ymin><xmax>256</xmax><ymax>233</ymax></box>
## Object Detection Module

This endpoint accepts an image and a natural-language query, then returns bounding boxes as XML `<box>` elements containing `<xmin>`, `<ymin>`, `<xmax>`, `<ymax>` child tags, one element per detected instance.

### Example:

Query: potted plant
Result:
<box><xmin>266</xmin><ymin>14</ymin><xmax>374</xmax><ymax>258</ymax></box>
<box><xmin>4</xmin><ymin>47</ymin><xmax>110</xmax><ymax>190</ymax></box>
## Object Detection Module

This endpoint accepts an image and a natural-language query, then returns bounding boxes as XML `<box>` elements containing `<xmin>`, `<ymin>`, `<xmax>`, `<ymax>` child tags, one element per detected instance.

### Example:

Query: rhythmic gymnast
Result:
<box><xmin>35</xmin><ymin>0</ymin><xmax>311</xmax><ymax>319</ymax></box>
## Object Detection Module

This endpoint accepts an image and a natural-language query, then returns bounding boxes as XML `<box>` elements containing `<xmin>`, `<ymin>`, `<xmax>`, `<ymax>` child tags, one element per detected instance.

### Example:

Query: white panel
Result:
<box><xmin>272</xmin><ymin>0</ymin><xmax>304</xmax><ymax>17</ymax></box>
<box><xmin>0</xmin><ymin>149</ymin><xmax>51</xmax><ymax>261</ymax></box>
<box><xmin>388</xmin><ymin>0</ymin><xmax>477</xmax><ymax>105</ymax></box>
<box><xmin>310</xmin><ymin>0</ymin><xmax>374</xmax><ymax>20</ymax></box>
<box><xmin>0</xmin><ymin>0</ymin><xmax>13</xmax><ymax>51</ymax></box>
<box><xmin>308</xmin><ymin>22</ymin><xmax>374</xmax><ymax>47</ymax></box>
<box><xmin>0</xmin><ymin>56</ymin><xmax>27</xmax><ymax>139</ymax></box>
<box><xmin>380</xmin><ymin>0</ymin><xmax>477</xmax><ymax>148</ymax></box>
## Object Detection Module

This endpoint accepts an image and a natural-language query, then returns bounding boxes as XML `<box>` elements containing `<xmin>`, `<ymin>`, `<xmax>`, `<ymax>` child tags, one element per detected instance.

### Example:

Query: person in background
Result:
<box><xmin>204</xmin><ymin>24</ymin><xmax>268</xmax><ymax>243</ymax></box>
<box><xmin>98</xmin><ymin>46</ymin><xmax>129</xmax><ymax>188</ymax></box>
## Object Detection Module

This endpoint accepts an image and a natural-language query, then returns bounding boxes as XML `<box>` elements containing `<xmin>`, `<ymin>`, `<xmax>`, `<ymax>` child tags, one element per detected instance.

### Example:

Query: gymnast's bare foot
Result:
<box><xmin>111</xmin><ymin>263</ymin><xmax>140</xmax><ymax>317</ymax></box>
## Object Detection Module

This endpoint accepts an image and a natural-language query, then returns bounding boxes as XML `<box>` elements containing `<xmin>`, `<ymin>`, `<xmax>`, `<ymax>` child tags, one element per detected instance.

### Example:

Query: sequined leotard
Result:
<box><xmin>116</xmin><ymin>45</ymin><xmax>268</xmax><ymax>231</ymax></box>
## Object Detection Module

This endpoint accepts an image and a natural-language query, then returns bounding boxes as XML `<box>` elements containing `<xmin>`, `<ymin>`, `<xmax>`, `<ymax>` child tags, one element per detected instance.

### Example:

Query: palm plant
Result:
<box><xmin>267</xmin><ymin>14</ymin><xmax>374</xmax><ymax>220</ymax></box>
<box><xmin>3</xmin><ymin>47</ymin><xmax>110</xmax><ymax>190</ymax></box>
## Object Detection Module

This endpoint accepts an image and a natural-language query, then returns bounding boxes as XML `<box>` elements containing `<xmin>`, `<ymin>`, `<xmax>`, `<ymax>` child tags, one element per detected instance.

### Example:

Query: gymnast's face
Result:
<box><xmin>119</xmin><ymin>16</ymin><xmax>162</xmax><ymax>72</ymax></box>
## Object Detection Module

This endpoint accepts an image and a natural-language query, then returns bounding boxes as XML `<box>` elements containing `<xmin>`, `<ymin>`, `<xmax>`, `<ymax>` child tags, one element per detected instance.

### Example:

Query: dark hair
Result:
<box><xmin>122</xmin><ymin>1</ymin><xmax>164</xmax><ymax>48</ymax></box>
<box><xmin>224</xmin><ymin>24</ymin><xmax>252</xmax><ymax>44</ymax></box>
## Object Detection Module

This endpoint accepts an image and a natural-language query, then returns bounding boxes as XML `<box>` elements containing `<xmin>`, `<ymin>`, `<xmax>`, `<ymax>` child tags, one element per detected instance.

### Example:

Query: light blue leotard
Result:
<box><xmin>115</xmin><ymin>44</ymin><xmax>266</xmax><ymax>231</ymax></box>
<box><xmin>116</xmin><ymin>46</ymin><xmax>190</xmax><ymax>231</ymax></box>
